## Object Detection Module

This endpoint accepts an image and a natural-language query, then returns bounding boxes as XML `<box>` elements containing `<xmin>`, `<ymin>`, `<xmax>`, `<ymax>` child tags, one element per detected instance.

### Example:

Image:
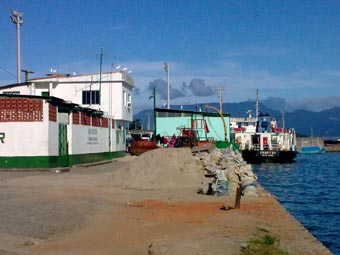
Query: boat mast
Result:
<box><xmin>255</xmin><ymin>89</ymin><xmax>259</xmax><ymax>121</ymax></box>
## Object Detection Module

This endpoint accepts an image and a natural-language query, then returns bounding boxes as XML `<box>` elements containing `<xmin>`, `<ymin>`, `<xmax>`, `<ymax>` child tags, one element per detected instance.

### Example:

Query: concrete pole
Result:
<box><xmin>10</xmin><ymin>10</ymin><xmax>23</xmax><ymax>84</ymax></box>
<box><xmin>16</xmin><ymin>21</ymin><xmax>21</xmax><ymax>83</ymax></box>
<box><xmin>164</xmin><ymin>63</ymin><xmax>170</xmax><ymax>109</ymax></box>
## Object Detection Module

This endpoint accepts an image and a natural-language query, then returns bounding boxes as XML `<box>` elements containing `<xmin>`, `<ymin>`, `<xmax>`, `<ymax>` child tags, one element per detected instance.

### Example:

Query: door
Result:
<box><xmin>262</xmin><ymin>136</ymin><xmax>269</xmax><ymax>150</ymax></box>
<box><xmin>58</xmin><ymin>124</ymin><xmax>69</xmax><ymax>167</ymax></box>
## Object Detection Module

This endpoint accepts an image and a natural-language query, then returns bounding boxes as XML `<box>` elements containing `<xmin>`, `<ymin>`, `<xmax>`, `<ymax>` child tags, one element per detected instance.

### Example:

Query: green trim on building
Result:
<box><xmin>68</xmin><ymin>152</ymin><xmax>111</xmax><ymax>166</ymax></box>
<box><xmin>0</xmin><ymin>156</ymin><xmax>60</xmax><ymax>169</ymax></box>
<box><xmin>0</xmin><ymin>150</ymin><xmax>126</xmax><ymax>169</ymax></box>
<box><xmin>110</xmin><ymin>150</ymin><xmax>126</xmax><ymax>159</ymax></box>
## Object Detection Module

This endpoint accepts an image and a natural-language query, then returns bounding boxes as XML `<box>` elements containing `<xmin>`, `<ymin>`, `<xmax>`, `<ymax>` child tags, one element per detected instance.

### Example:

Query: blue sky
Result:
<box><xmin>1</xmin><ymin>0</ymin><xmax>340</xmax><ymax>113</ymax></box>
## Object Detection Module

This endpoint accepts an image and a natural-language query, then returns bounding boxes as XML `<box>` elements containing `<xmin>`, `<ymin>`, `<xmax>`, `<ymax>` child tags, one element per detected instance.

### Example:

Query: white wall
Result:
<box><xmin>28</xmin><ymin>72</ymin><xmax>134</xmax><ymax>122</ymax></box>
<box><xmin>0</xmin><ymin>85</ymin><xmax>30</xmax><ymax>95</ymax></box>
<box><xmin>0</xmin><ymin>102</ymin><xmax>51</xmax><ymax>157</ymax></box>
<box><xmin>69</xmin><ymin>125</ymin><xmax>110</xmax><ymax>154</ymax></box>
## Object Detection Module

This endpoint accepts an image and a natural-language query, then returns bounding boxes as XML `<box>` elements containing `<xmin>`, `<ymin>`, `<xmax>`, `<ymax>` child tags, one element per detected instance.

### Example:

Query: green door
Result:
<box><xmin>58</xmin><ymin>124</ymin><xmax>69</xmax><ymax>167</ymax></box>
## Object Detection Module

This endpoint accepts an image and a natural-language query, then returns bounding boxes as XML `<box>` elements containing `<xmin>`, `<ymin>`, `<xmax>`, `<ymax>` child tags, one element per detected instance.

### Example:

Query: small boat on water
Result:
<box><xmin>299</xmin><ymin>145</ymin><xmax>326</xmax><ymax>154</ymax></box>
<box><xmin>298</xmin><ymin>128</ymin><xmax>326</xmax><ymax>154</ymax></box>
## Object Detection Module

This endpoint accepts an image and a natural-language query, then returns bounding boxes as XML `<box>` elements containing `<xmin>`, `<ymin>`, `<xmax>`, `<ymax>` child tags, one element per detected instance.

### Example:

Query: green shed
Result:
<box><xmin>155</xmin><ymin>108</ymin><xmax>230</xmax><ymax>143</ymax></box>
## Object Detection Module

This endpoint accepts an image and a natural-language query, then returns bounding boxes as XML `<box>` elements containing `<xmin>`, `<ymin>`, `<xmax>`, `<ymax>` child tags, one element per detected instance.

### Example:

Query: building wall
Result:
<box><xmin>113</xmin><ymin>120</ymin><xmax>127</xmax><ymax>153</ymax></box>
<box><xmin>0</xmin><ymin>98</ymin><xmax>55</xmax><ymax>168</ymax></box>
<box><xmin>205</xmin><ymin>116</ymin><xmax>230</xmax><ymax>141</ymax></box>
<box><xmin>29</xmin><ymin>72</ymin><xmax>133</xmax><ymax>122</ymax></box>
<box><xmin>0</xmin><ymin>72</ymin><xmax>134</xmax><ymax>123</ymax></box>
<box><xmin>0</xmin><ymin>71</ymin><xmax>133</xmax><ymax>166</ymax></box>
<box><xmin>0</xmin><ymin>97</ymin><xmax>125</xmax><ymax>169</ymax></box>
<box><xmin>155</xmin><ymin>112</ymin><xmax>231</xmax><ymax>142</ymax></box>
<box><xmin>0</xmin><ymin>84</ymin><xmax>30</xmax><ymax>95</ymax></box>
<box><xmin>156</xmin><ymin>116</ymin><xmax>192</xmax><ymax>137</ymax></box>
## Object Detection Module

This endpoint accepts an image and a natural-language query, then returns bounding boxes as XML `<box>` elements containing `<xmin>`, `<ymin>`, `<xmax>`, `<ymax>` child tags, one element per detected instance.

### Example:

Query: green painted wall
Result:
<box><xmin>156</xmin><ymin>115</ymin><xmax>230</xmax><ymax>142</ymax></box>
<box><xmin>205</xmin><ymin>116</ymin><xmax>230</xmax><ymax>141</ymax></box>
<box><xmin>156</xmin><ymin>117</ymin><xmax>192</xmax><ymax>137</ymax></box>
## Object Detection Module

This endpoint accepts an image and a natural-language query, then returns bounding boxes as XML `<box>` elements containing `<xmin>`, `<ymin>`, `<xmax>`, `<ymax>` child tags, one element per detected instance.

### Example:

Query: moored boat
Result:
<box><xmin>231</xmin><ymin>90</ymin><xmax>298</xmax><ymax>164</ymax></box>
<box><xmin>299</xmin><ymin>145</ymin><xmax>326</xmax><ymax>154</ymax></box>
<box><xmin>298</xmin><ymin>128</ymin><xmax>326</xmax><ymax>154</ymax></box>
<box><xmin>238</xmin><ymin>114</ymin><xmax>298</xmax><ymax>164</ymax></box>
<box><xmin>128</xmin><ymin>130</ymin><xmax>158</xmax><ymax>156</ymax></box>
<box><xmin>129</xmin><ymin>140</ymin><xmax>158</xmax><ymax>156</ymax></box>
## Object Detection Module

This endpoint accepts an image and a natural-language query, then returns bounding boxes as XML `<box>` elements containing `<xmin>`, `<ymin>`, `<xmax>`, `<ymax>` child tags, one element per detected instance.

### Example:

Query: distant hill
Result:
<box><xmin>133</xmin><ymin>102</ymin><xmax>340</xmax><ymax>137</ymax></box>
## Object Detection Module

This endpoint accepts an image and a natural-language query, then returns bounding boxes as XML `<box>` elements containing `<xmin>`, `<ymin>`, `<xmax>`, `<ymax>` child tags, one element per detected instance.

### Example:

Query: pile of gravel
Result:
<box><xmin>111</xmin><ymin>148</ymin><xmax>204</xmax><ymax>190</ymax></box>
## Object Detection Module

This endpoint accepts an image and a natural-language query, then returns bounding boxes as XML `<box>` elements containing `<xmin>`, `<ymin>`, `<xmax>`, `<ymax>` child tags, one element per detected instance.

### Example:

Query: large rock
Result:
<box><xmin>195</xmin><ymin>147</ymin><xmax>258</xmax><ymax>196</ymax></box>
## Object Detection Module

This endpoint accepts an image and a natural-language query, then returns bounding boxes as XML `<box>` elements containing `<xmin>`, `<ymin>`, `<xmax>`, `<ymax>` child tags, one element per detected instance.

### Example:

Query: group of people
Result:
<box><xmin>155</xmin><ymin>134</ymin><xmax>178</xmax><ymax>148</ymax></box>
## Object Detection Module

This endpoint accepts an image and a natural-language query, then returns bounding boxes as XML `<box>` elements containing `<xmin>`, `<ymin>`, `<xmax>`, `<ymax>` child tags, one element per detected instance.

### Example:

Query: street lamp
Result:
<box><xmin>164</xmin><ymin>62</ymin><xmax>170</xmax><ymax>109</ymax></box>
<box><xmin>10</xmin><ymin>9</ymin><xmax>23</xmax><ymax>84</ymax></box>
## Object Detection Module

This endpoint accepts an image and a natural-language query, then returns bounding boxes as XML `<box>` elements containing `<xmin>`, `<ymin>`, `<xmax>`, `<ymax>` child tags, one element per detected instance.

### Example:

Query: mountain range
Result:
<box><xmin>133</xmin><ymin>101</ymin><xmax>340</xmax><ymax>138</ymax></box>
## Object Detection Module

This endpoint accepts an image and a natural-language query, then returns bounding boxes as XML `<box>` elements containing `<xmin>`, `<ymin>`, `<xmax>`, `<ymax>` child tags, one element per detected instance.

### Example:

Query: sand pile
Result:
<box><xmin>111</xmin><ymin>148</ymin><xmax>204</xmax><ymax>189</ymax></box>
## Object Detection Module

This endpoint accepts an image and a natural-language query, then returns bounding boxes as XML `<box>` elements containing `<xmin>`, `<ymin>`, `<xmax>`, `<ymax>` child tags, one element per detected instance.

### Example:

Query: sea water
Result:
<box><xmin>253</xmin><ymin>153</ymin><xmax>340</xmax><ymax>255</ymax></box>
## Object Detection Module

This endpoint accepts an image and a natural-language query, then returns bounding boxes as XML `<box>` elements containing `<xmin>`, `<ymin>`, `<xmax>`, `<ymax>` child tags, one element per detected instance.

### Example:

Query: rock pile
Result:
<box><xmin>194</xmin><ymin>146</ymin><xmax>258</xmax><ymax>196</ymax></box>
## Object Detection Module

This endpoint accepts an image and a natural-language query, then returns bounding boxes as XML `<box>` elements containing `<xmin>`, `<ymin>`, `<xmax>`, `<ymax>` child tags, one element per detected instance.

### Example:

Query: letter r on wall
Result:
<box><xmin>0</xmin><ymin>133</ymin><xmax>5</xmax><ymax>143</ymax></box>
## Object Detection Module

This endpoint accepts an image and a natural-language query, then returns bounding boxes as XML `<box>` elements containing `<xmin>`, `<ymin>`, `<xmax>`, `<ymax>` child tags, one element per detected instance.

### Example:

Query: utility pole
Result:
<box><xmin>10</xmin><ymin>9</ymin><xmax>23</xmax><ymax>84</ymax></box>
<box><xmin>216</xmin><ymin>86</ymin><xmax>225</xmax><ymax>112</ymax></box>
<box><xmin>153</xmin><ymin>87</ymin><xmax>156</xmax><ymax>134</ymax></box>
<box><xmin>21</xmin><ymin>69</ymin><xmax>34</xmax><ymax>82</ymax></box>
<box><xmin>149</xmin><ymin>87</ymin><xmax>157</xmax><ymax>135</ymax></box>
<box><xmin>147</xmin><ymin>112</ymin><xmax>151</xmax><ymax>130</ymax></box>
<box><xmin>98</xmin><ymin>46</ymin><xmax>104</xmax><ymax>107</ymax></box>
<box><xmin>164</xmin><ymin>62</ymin><xmax>170</xmax><ymax>109</ymax></box>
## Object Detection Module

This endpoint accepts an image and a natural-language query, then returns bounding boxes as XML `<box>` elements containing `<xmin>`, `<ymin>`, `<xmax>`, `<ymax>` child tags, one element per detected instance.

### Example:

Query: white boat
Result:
<box><xmin>231</xmin><ymin>90</ymin><xmax>298</xmax><ymax>164</ymax></box>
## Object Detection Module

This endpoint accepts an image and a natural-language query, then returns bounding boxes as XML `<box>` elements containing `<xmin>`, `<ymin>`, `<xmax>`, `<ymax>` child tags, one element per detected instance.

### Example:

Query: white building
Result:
<box><xmin>1</xmin><ymin>71</ymin><xmax>133</xmax><ymax>122</ymax></box>
<box><xmin>0</xmin><ymin>71</ymin><xmax>134</xmax><ymax>169</ymax></box>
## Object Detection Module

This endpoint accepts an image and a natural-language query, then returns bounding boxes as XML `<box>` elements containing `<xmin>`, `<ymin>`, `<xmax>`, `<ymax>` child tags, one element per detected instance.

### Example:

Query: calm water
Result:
<box><xmin>253</xmin><ymin>153</ymin><xmax>340</xmax><ymax>255</ymax></box>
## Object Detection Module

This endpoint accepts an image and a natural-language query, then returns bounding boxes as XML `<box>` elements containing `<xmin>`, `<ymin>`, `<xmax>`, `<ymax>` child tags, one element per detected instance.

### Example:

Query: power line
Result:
<box><xmin>0</xmin><ymin>66</ymin><xmax>17</xmax><ymax>78</ymax></box>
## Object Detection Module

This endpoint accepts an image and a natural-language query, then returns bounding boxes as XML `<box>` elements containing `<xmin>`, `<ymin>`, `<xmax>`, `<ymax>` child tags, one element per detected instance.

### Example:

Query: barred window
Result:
<box><xmin>82</xmin><ymin>90</ymin><xmax>100</xmax><ymax>105</ymax></box>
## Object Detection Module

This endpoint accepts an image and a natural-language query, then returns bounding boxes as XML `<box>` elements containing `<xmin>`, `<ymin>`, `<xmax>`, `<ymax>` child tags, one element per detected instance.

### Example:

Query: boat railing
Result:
<box><xmin>252</xmin><ymin>144</ymin><xmax>261</xmax><ymax>151</ymax></box>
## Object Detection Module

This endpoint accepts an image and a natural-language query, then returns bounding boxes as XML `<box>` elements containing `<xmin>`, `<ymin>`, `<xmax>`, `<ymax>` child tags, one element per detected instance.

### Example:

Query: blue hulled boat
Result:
<box><xmin>299</xmin><ymin>145</ymin><xmax>326</xmax><ymax>154</ymax></box>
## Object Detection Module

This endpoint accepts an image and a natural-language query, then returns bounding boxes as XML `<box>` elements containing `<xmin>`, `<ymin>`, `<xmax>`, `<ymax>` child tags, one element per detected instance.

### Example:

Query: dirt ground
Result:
<box><xmin>0</xmin><ymin>152</ymin><xmax>333</xmax><ymax>255</ymax></box>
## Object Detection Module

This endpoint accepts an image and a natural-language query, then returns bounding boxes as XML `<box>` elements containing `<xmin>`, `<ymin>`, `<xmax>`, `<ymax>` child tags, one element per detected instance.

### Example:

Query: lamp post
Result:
<box><xmin>164</xmin><ymin>62</ymin><xmax>170</xmax><ymax>109</ymax></box>
<box><xmin>10</xmin><ymin>9</ymin><xmax>23</xmax><ymax>84</ymax></box>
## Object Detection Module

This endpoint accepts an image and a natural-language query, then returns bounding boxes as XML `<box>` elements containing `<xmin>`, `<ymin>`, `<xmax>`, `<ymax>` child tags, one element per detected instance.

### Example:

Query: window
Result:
<box><xmin>3</xmin><ymin>91</ymin><xmax>20</xmax><ymax>95</ymax></box>
<box><xmin>82</xmin><ymin>90</ymin><xmax>100</xmax><ymax>105</ymax></box>
<box><xmin>123</xmin><ymin>91</ymin><xmax>126</xmax><ymax>106</ymax></box>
